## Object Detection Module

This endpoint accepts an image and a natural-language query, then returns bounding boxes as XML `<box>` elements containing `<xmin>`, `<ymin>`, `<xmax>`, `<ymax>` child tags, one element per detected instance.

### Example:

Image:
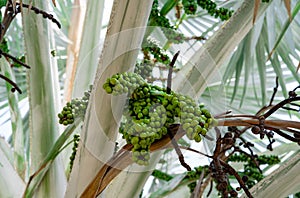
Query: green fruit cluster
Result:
<box><xmin>228</xmin><ymin>153</ymin><xmax>280</xmax><ymax>165</ymax></box>
<box><xmin>104</xmin><ymin>72</ymin><xmax>217</xmax><ymax>165</ymax></box>
<box><xmin>102</xmin><ymin>72</ymin><xmax>145</xmax><ymax>95</ymax></box>
<box><xmin>256</xmin><ymin>155</ymin><xmax>280</xmax><ymax>165</ymax></box>
<box><xmin>150</xmin><ymin>0</ymin><xmax>172</xmax><ymax>29</ymax></box>
<box><xmin>142</xmin><ymin>38</ymin><xmax>170</xmax><ymax>64</ymax></box>
<box><xmin>197</xmin><ymin>0</ymin><xmax>233</xmax><ymax>21</ymax></box>
<box><xmin>151</xmin><ymin>169</ymin><xmax>173</xmax><ymax>181</ymax></box>
<box><xmin>184</xmin><ymin>165</ymin><xmax>209</xmax><ymax>193</ymax></box>
<box><xmin>182</xmin><ymin>0</ymin><xmax>198</xmax><ymax>15</ymax></box>
<box><xmin>69</xmin><ymin>134</ymin><xmax>80</xmax><ymax>172</ymax></box>
<box><xmin>134</xmin><ymin>60</ymin><xmax>155</xmax><ymax>79</ymax></box>
<box><xmin>162</xmin><ymin>29</ymin><xmax>186</xmax><ymax>44</ymax></box>
<box><xmin>58</xmin><ymin>87</ymin><xmax>91</xmax><ymax>126</ymax></box>
<box><xmin>228</xmin><ymin>153</ymin><xmax>280</xmax><ymax>188</ymax></box>
<box><xmin>149</xmin><ymin>0</ymin><xmax>186</xmax><ymax>45</ymax></box>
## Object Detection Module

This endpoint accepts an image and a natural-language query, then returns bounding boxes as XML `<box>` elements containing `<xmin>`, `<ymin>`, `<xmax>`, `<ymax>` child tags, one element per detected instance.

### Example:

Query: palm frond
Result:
<box><xmin>223</xmin><ymin>0</ymin><xmax>300</xmax><ymax>106</ymax></box>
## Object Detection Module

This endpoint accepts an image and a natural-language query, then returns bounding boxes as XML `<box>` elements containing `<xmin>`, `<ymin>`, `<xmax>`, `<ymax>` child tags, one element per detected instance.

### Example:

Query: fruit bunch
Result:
<box><xmin>150</xmin><ymin>0</ymin><xmax>173</xmax><ymax>29</ymax></box>
<box><xmin>149</xmin><ymin>0</ymin><xmax>186</xmax><ymax>44</ymax></box>
<box><xmin>197</xmin><ymin>0</ymin><xmax>233</xmax><ymax>21</ymax></box>
<box><xmin>142</xmin><ymin>38</ymin><xmax>170</xmax><ymax>64</ymax></box>
<box><xmin>184</xmin><ymin>165</ymin><xmax>209</xmax><ymax>193</ymax></box>
<box><xmin>182</xmin><ymin>0</ymin><xmax>198</xmax><ymax>15</ymax></box>
<box><xmin>228</xmin><ymin>153</ymin><xmax>280</xmax><ymax>188</ymax></box>
<box><xmin>69</xmin><ymin>134</ymin><xmax>80</xmax><ymax>172</ymax></box>
<box><xmin>134</xmin><ymin>59</ymin><xmax>155</xmax><ymax>79</ymax></box>
<box><xmin>58</xmin><ymin>86</ymin><xmax>92</xmax><ymax>126</ymax></box>
<box><xmin>104</xmin><ymin>72</ymin><xmax>217</xmax><ymax>165</ymax></box>
<box><xmin>102</xmin><ymin>72</ymin><xmax>145</xmax><ymax>95</ymax></box>
<box><xmin>151</xmin><ymin>169</ymin><xmax>173</xmax><ymax>181</ymax></box>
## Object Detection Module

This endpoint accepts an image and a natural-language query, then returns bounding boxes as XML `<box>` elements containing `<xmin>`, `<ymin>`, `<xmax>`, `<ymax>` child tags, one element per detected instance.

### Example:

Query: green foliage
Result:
<box><xmin>0</xmin><ymin>38</ymin><xmax>9</xmax><ymax>54</ymax></box>
<box><xmin>0</xmin><ymin>0</ymin><xmax>6</xmax><ymax>8</ymax></box>
<box><xmin>11</xmin><ymin>55</ymin><xmax>25</xmax><ymax>68</ymax></box>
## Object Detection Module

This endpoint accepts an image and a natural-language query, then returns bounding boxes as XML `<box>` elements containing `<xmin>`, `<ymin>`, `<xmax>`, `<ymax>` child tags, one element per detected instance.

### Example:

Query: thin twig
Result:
<box><xmin>271</xmin><ymin>128</ymin><xmax>300</xmax><ymax>143</ymax></box>
<box><xmin>166</xmin><ymin>51</ymin><xmax>191</xmax><ymax>171</ymax></box>
<box><xmin>264</xmin><ymin>97</ymin><xmax>300</xmax><ymax>118</ymax></box>
<box><xmin>16</xmin><ymin>2</ymin><xmax>61</xmax><ymax>28</ymax></box>
<box><xmin>169</xmin><ymin>129</ymin><xmax>192</xmax><ymax>171</ymax></box>
<box><xmin>179</xmin><ymin>146</ymin><xmax>212</xmax><ymax>158</ymax></box>
<box><xmin>0</xmin><ymin>74</ymin><xmax>22</xmax><ymax>93</ymax></box>
<box><xmin>269</xmin><ymin>76</ymin><xmax>279</xmax><ymax>106</ymax></box>
<box><xmin>191</xmin><ymin>170</ymin><xmax>205</xmax><ymax>198</ymax></box>
<box><xmin>1</xmin><ymin>50</ymin><xmax>30</xmax><ymax>69</ymax></box>
<box><xmin>206</xmin><ymin>179</ymin><xmax>213</xmax><ymax>197</ymax></box>
<box><xmin>220</xmin><ymin>160</ymin><xmax>253</xmax><ymax>198</ymax></box>
<box><xmin>292</xmin><ymin>85</ymin><xmax>300</xmax><ymax>92</ymax></box>
<box><xmin>166</xmin><ymin>51</ymin><xmax>179</xmax><ymax>94</ymax></box>
<box><xmin>215</xmin><ymin>114</ymin><xmax>258</xmax><ymax>119</ymax></box>
<box><xmin>281</xmin><ymin>106</ymin><xmax>299</xmax><ymax>112</ymax></box>
<box><xmin>213</xmin><ymin>110</ymin><xmax>232</xmax><ymax>119</ymax></box>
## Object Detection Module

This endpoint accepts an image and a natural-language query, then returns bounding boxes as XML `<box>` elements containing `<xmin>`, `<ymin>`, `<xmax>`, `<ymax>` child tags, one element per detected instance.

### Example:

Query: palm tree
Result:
<box><xmin>0</xmin><ymin>0</ymin><xmax>299</xmax><ymax>197</ymax></box>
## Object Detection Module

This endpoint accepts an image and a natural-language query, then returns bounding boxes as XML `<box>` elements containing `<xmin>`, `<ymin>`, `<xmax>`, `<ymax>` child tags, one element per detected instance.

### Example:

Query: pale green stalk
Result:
<box><xmin>65</xmin><ymin>0</ymin><xmax>153</xmax><ymax>197</ymax></box>
<box><xmin>63</xmin><ymin>0</ymin><xmax>87</xmax><ymax>101</ymax></box>
<box><xmin>0</xmin><ymin>138</ymin><xmax>13</xmax><ymax>166</ymax></box>
<box><xmin>0</xmin><ymin>58</ymin><xmax>25</xmax><ymax>179</ymax></box>
<box><xmin>22</xmin><ymin>0</ymin><xmax>66</xmax><ymax>197</ymax></box>
<box><xmin>23</xmin><ymin>119</ymin><xmax>81</xmax><ymax>197</ymax></box>
<box><xmin>72</xmin><ymin>0</ymin><xmax>105</xmax><ymax>98</ymax></box>
<box><xmin>246</xmin><ymin>151</ymin><xmax>300</xmax><ymax>198</ymax></box>
<box><xmin>0</xmin><ymin>144</ymin><xmax>25</xmax><ymax>198</ymax></box>
<box><xmin>103</xmin><ymin>152</ymin><xmax>162</xmax><ymax>198</ymax></box>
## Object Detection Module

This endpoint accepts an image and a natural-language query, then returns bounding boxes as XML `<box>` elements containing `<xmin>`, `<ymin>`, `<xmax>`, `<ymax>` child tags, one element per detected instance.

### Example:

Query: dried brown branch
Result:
<box><xmin>269</xmin><ymin>76</ymin><xmax>279</xmax><ymax>106</ymax></box>
<box><xmin>220</xmin><ymin>160</ymin><xmax>253</xmax><ymax>198</ymax></box>
<box><xmin>263</xmin><ymin>96</ymin><xmax>300</xmax><ymax>118</ymax></box>
<box><xmin>17</xmin><ymin>2</ymin><xmax>61</xmax><ymax>28</ymax></box>
<box><xmin>166</xmin><ymin>51</ymin><xmax>191</xmax><ymax>171</ymax></box>
<box><xmin>253</xmin><ymin>0</ymin><xmax>261</xmax><ymax>24</ymax></box>
<box><xmin>284</xmin><ymin>0</ymin><xmax>291</xmax><ymax>21</ymax></box>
